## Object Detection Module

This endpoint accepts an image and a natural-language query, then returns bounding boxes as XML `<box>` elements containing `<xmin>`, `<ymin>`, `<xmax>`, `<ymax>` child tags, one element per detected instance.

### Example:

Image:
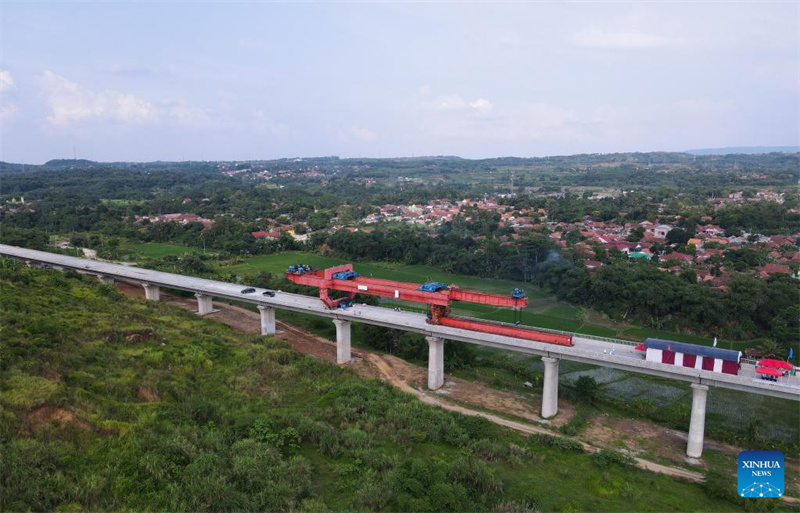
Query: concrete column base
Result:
<box><xmin>258</xmin><ymin>305</ymin><xmax>276</xmax><ymax>335</ymax></box>
<box><xmin>333</xmin><ymin>319</ymin><xmax>351</xmax><ymax>364</ymax></box>
<box><xmin>142</xmin><ymin>283</ymin><xmax>160</xmax><ymax>301</ymax></box>
<box><xmin>427</xmin><ymin>336</ymin><xmax>445</xmax><ymax>390</ymax></box>
<box><xmin>686</xmin><ymin>383</ymin><xmax>709</xmax><ymax>458</ymax></box>
<box><xmin>97</xmin><ymin>275</ymin><xmax>115</xmax><ymax>285</ymax></box>
<box><xmin>541</xmin><ymin>357</ymin><xmax>560</xmax><ymax>418</ymax></box>
<box><xmin>195</xmin><ymin>293</ymin><xmax>213</xmax><ymax>315</ymax></box>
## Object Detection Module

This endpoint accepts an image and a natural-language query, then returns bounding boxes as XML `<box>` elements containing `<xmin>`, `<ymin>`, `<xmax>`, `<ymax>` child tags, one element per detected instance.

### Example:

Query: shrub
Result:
<box><xmin>493</xmin><ymin>497</ymin><xmax>542</xmax><ymax>513</ymax></box>
<box><xmin>575</xmin><ymin>375</ymin><xmax>600</xmax><ymax>404</ymax></box>
<box><xmin>528</xmin><ymin>434</ymin><xmax>584</xmax><ymax>453</ymax></box>
<box><xmin>702</xmin><ymin>470</ymin><xmax>783</xmax><ymax>512</ymax></box>
<box><xmin>449</xmin><ymin>456</ymin><xmax>504</xmax><ymax>495</ymax></box>
<box><xmin>249</xmin><ymin>418</ymin><xmax>301</xmax><ymax>455</ymax></box>
<box><xmin>591</xmin><ymin>449</ymin><xmax>636</xmax><ymax>469</ymax></box>
<box><xmin>457</xmin><ymin>414</ymin><xmax>496</xmax><ymax>439</ymax></box>
<box><xmin>0</xmin><ymin>371</ymin><xmax>63</xmax><ymax>408</ymax></box>
<box><xmin>469</xmin><ymin>438</ymin><xmax>510</xmax><ymax>462</ymax></box>
<box><xmin>355</xmin><ymin>478</ymin><xmax>394</xmax><ymax>510</ymax></box>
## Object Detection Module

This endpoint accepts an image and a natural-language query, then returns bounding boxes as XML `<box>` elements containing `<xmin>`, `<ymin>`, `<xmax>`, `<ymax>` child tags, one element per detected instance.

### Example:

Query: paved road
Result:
<box><xmin>2</xmin><ymin>244</ymin><xmax>798</xmax><ymax>401</ymax></box>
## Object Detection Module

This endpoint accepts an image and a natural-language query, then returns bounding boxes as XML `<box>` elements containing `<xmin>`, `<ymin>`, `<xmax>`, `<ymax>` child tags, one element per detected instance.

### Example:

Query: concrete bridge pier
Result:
<box><xmin>97</xmin><ymin>275</ymin><xmax>115</xmax><ymax>285</ymax></box>
<box><xmin>142</xmin><ymin>283</ymin><xmax>160</xmax><ymax>301</ymax></box>
<box><xmin>541</xmin><ymin>356</ymin><xmax>560</xmax><ymax>418</ymax></box>
<box><xmin>195</xmin><ymin>293</ymin><xmax>214</xmax><ymax>315</ymax></box>
<box><xmin>686</xmin><ymin>383</ymin><xmax>709</xmax><ymax>458</ymax></box>
<box><xmin>333</xmin><ymin>319</ymin><xmax>351</xmax><ymax>364</ymax></box>
<box><xmin>258</xmin><ymin>305</ymin><xmax>276</xmax><ymax>335</ymax></box>
<box><xmin>427</xmin><ymin>336</ymin><xmax>445</xmax><ymax>390</ymax></box>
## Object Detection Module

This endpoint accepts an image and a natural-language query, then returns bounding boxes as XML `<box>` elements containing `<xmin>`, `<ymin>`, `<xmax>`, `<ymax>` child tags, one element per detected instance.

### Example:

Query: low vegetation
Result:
<box><xmin>0</xmin><ymin>261</ymin><xmax>757</xmax><ymax>511</ymax></box>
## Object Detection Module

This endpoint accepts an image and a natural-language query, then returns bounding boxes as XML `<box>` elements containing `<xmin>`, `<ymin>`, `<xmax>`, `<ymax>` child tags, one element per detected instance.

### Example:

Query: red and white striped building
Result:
<box><xmin>641</xmin><ymin>338</ymin><xmax>741</xmax><ymax>375</ymax></box>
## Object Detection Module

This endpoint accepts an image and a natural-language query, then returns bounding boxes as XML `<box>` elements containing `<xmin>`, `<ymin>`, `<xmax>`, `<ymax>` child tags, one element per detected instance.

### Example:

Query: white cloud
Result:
<box><xmin>252</xmin><ymin>110</ymin><xmax>297</xmax><ymax>137</ymax></box>
<box><xmin>165</xmin><ymin>100</ymin><xmax>211</xmax><ymax>127</ymax></box>
<box><xmin>0</xmin><ymin>103</ymin><xmax>19</xmax><ymax>123</ymax></box>
<box><xmin>411</xmin><ymin>87</ymin><xmax>623</xmax><ymax>147</ymax></box>
<box><xmin>434</xmin><ymin>95</ymin><xmax>467</xmax><ymax>111</ymax></box>
<box><xmin>351</xmin><ymin>126</ymin><xmax>377</xmax><ymax>142</ymax></box>
<box><xmin>39</xmin><ymin>71</ymin><xmax>215</xmax><ymax>128</ymax></box>
<box><xmin>571</xmin><ymin>27</ymin><xmax>672</xmax><ymax>49</ymax></box>
<box><xmin>0</xmin><ymin>70</ymin><xmax>14</xmax><ymax>92</ymax></box>
<box><xmin>1</xmin><ymin>70</ymin><xmax>19</xmax><ymax>123</ymax></box>
<box><xmin>753</xmin><ymin>61</ymin><xmax>800</xmax><ymax>91</ymax></box>
<box><xmin>469</xmin><ymin>98</ymin><xmax>493</xmax><ymax>114</ymax></box>
<box><xmin>41</xmin><ymin>70</ymin><xmax>157</xmax><ymax>125</ymax></box>
<box><xmin>416</xmin><ymin>89</ymin><xmax>494</xmax><ymax>116</ymax></box>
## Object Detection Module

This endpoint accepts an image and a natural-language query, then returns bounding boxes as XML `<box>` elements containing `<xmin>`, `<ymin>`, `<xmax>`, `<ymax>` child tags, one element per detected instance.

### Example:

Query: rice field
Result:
<box><xmin>562</xmin><ymin>367</ymin><xmax>628</xmax><ymax>385</ymax></box>
<box><xmin>604</xmin><ymin>377</ymin><xmax>689</xmax><ymax>407</ymax></box>
<box><xmin>707</xmin><ymin>388</ymin><xmax>799</xmax><ymax>443</ymax></box>
<box><xmin>130</xmin><ymin>242</ymin><xmax>204</xmax><ymax>258</ymax></box>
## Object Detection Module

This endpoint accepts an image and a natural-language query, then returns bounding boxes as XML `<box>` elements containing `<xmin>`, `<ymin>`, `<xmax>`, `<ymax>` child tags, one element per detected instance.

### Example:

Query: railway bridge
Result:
<box><xmin>2</xmin><ymin>244</ymin><xmax>798</xmax><ymax>459</ymax></box>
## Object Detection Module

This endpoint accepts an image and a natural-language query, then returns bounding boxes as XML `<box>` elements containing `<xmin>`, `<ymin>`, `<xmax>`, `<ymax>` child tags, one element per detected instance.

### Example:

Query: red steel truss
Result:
<box><xmin>286</xmin><ymin>264</ymin><xmax>573</xmax><ymax>347</ymax></box>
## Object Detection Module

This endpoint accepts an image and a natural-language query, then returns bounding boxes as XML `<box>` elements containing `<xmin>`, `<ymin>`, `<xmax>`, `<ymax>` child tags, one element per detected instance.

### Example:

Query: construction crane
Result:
<box><xmin>285</xmin><ymin>263</ymin><xmax>573</xmax><ymax>346</ymax></box>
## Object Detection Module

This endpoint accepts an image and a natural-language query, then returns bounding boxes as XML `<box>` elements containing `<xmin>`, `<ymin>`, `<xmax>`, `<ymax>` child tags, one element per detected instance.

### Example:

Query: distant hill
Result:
<box><xmin>0</xmin><ymin>162</ymin><xmax>35</xmax><ymax>173</ymax></box>
<box><xmin>685</xmin><ymin>146</ymin><xmax>800</xmax><ymax>156</ymax></box>
<box><xmin>42</xmin><ymin>159</ymin><xmax>101</xmax><ymax>168</ymax></box>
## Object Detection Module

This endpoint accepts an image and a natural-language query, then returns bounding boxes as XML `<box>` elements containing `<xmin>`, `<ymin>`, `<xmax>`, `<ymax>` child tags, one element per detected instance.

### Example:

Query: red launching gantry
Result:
<box><xmin>285</xmin><ymin>263</ymin><xmax>573</xmax><ymax>347</ymax></box>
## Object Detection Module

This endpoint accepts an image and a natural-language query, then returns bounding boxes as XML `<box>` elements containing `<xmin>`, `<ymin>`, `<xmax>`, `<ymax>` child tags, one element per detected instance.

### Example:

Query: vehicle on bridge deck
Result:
<box><xmin>285</xmin><ymin>263</ymin><xmax>574</xmax><ymax>347</ymax></box>
<box><xmin>639</xmin><ymin>338</ymin><xmax>741</xmax><ymax>375</ymax></box>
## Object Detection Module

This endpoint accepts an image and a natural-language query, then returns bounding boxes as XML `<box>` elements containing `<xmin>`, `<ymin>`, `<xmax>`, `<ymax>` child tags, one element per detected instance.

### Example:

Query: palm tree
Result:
<box><xmin>758</xmin><ymin>339</ymin><xmax>781</xmax><ymax>358</ymax></box>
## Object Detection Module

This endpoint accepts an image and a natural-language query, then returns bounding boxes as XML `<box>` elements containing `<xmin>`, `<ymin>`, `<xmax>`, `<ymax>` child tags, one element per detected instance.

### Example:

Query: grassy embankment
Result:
<box><xmin>0</xmin><ymin>262</ymin><xmax>757</xmax><ymax>512</ymax></box>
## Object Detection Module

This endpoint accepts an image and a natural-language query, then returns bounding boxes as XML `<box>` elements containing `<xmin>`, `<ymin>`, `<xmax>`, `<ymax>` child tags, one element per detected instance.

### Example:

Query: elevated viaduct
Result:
<box><xmin>2</xmin><ymin>244</ymin><xmax>798</xmax><ymax>458</ymax></box>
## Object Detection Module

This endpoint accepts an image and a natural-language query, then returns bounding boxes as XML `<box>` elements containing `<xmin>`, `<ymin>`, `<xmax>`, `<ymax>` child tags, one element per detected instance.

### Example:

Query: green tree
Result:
<box><xmin>575</xmin><ymin>376</ymin><xmax>600</xmax><ymax>404</ymax></box>
<box><xmin>666</xmin><ymin>228</ymin><xmax>691</xmax><ymax>245</ymax></box>
<box><xmin>308</xmin><ymin>211</ymin><xmax>332</xmax><ymax>231</ymax></box>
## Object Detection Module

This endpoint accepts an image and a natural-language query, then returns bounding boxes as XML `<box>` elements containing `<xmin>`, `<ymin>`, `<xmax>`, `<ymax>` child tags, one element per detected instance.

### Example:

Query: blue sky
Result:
<box><xmin>1</xmin><ymin>2</ymin><xmax>798</xmax><ymax>163</ymax></box>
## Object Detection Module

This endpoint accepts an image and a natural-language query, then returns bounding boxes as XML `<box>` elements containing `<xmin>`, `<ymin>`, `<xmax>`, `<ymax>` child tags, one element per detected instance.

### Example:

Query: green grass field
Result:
<box><xmin>130</xmin><ymin>242</ymin><xmax>204</xmax><ymax>259</ymax></box>
<box><xmin>222</xmin><ymin>251</ymin><xmax>724</xmax><ymax>346</ymax></box>
<box><xmin>224</xmin><ymin>252</ymin><xmax>550</xmax><ymax>297</ymax></box>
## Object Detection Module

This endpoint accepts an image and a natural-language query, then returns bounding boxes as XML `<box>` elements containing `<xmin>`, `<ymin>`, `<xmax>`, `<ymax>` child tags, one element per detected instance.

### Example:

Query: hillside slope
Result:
<box><xmin>0</xmin><ymin>262</ymin><xmax>752</xmax><ymax>512</ymax></box>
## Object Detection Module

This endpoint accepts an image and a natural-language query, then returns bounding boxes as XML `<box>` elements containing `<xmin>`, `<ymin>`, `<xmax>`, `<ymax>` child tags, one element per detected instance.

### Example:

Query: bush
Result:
<box><xmin>457</xmin><ymin>414</ymin><xmax>496</xmax><ymax>439</ymax></box>
<box><xmin>249</xmin><ymin>418</ymin><xmax>301</xmax><ymax>455</ymax></box>
<box><xmin>493</xmin><ymin>497</ymin><xmax>542</xmax><ymax>513</ymax></box>
<box><xmin>591</xmin><ymin>449</ymin><xmax>636</xmax><ymax>469</ymax></box>
<box><xmin>469</xmin><ymin>438</ymin><xmax>510</xmax><ymax>461</ymax></box>
<box><xmin>559</xmin><ymin>409</ymin><xmax>592</xmax><ymax>436</ymax></box>
<box><xmin>528</xmin><ymin>434</ymin><xmax>584</xmax><ymax>453</ymax></box>
<box><xmin>702</xmin><ymin>470</ymin><xmax>783</xmax><ymax>512</ymax></box>
<box><xmin>575</xmin><ymin>375</ymin><xmax>600</xmax><ymax>404</ymax></box>
<box><xmin>449</xmin><ymin>456</ymin><xmax>503</xmax><ymax>495</ymax></box>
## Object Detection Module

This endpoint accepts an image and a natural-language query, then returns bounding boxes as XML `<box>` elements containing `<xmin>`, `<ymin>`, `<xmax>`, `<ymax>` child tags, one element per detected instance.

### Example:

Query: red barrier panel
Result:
<box><xmin>437</xmin><ymin>317</ymin><xmax>573</xmax><ymax>346</ymax></box>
